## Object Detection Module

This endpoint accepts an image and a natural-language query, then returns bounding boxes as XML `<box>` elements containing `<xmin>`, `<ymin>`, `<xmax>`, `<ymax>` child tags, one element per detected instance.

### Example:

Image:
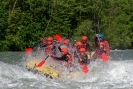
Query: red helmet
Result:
<box><xmin>61</xmin><ymin>48</ymin><xmax>68</xmax><ymax>54</ymax></box>
<box><xmin>76</xmin><ymin>41</ymin><xmax>83</xmax><ymax>46</ymax></box>
<box><xmin>64</xmin><ymin>40</ymin><xmax>69</xmax><ymax>45</ymax></box>
<box><xmin>82</xmin><ymin>36</ymin><xmax>88</xmax><ymax>41</ymax></box>
<box><xmin>47</xmin><ymin>37</ymin><xmax>53</xmax><ymax>41</ymax></box>
<box><xmin>79</xmin><ymin>48</ymin><xmax>86</xmax><ymax>53</ymax></box>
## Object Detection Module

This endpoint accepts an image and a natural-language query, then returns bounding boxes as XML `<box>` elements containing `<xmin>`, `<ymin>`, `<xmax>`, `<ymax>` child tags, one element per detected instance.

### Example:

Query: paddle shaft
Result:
<box><xmin>45</xmin><ymin>55</ymin><xmax>49</xmax><ymax>60</ymax></box>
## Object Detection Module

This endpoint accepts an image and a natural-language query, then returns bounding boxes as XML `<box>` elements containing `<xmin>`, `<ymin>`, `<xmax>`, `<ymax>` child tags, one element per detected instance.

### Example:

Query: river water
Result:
<box><xmin>0</xmin><ymin>50</ymin><xmax>133</xmax><ymax>89</ymax></box>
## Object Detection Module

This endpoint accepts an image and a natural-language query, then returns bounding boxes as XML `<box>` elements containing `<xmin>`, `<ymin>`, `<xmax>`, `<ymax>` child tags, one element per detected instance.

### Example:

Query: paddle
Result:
<box><xmin>37</xmin><ymin>55</ymin><xmax>49</xmax><ymax>67</ymax></box>
<box><xmin>102</xmin><ymin>52</ymin><xmax>108</xmax><ymax>62</ymax></box>
<box><xmin>25</xmin><ymin>47</ymin><xmax>33</xmax><ymax>54</ymax></box>
<box><xmin>81</xmin><ymin>62</ymin><xmax>89</xmax><ymax>73</ymax></box>
<box><xmin>82</xmin><ymin>64</ymin><xmax>89</xmax><ymax>74</ymax></box>
<box><xmin>54</xmin><ymin>33</ymin><xmax>64</xmax><ymax>42</ymax></box>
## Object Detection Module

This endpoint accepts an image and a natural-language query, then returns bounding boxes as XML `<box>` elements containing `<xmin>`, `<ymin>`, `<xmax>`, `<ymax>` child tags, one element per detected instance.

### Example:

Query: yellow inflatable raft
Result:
<box><xmin>26</xmin><ymin>51</ymin><xmax>95</xmax><ymax>79</ymax></box>
<box><xmin>26</xmin><ymin>60</ymin><xmax>59</xmax><ymax>78</ymax></box>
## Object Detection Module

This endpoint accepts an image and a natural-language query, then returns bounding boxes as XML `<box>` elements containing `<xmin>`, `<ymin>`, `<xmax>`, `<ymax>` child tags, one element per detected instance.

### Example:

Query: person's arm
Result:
<box><xmin>104</xmin><ymin>41</ymin><xmax>110</xmax><ymax>55</ymax></box>
<box><xmin>54</xmin><ymin>55</ymin><xmax>68</xmax><ymax>62</ymax></box>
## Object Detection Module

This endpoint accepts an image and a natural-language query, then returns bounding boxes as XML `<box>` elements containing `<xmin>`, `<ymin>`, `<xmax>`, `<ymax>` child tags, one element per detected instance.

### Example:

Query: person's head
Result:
<box><xmin>61</xmin><ymin>48</ymin><xmax>68</xmax><ymax>54</ymax></box>
<box><xmin>76</xmin><ymin>41</ymin><xmax>83</xmax><ymax>48</ymax></box>
<box><xmin>98</xmin><ymin>34</ymin><xmax>104</xmax><ymax>41</ymax></box>
<box><xmin>95</xmin><ymin>34</ymin><xmax>98</xmax><ymax>37</ymax></box>
<box><xmin>99</xmin><ymin>42</ymin><xmax>104</xmax><ymax>49</ymax></box>
<box><xmin>82</xmin><ymin>36</ymin><xmax>88</xmax><ymax>43</ymax></box>
<box><xmin>79</xmin><ymin>48</ymin><xmax>86</xmax><ymax>54</ymax></box>
<box><xmin>63</xmin><ymin>39</ymin><xmax>69</xmax><ymax>45</ymax></box>
<box><xmin>47</xmin><ymin>37</ymin><xmax>53</xmax><ymax>44</ymax></box>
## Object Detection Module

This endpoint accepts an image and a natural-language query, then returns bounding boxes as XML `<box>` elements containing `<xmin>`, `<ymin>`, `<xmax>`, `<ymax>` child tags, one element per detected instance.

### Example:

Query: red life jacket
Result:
<box><xmin>97</xmin><ymin>40</ymin><xmax>110</xmax><ymax>55</ymax></box>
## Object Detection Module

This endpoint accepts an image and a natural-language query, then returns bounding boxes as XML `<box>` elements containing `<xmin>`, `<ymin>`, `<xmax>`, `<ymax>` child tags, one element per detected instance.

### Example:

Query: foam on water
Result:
<box><xmin>1</xmin><ymin>50</ymin><xmax>133</xmax><ymax>89</ymax></box>
<box><xmin>0</xmin><ymin>61</ymin><xmax>63</xmax><ymax>89</ymax></box>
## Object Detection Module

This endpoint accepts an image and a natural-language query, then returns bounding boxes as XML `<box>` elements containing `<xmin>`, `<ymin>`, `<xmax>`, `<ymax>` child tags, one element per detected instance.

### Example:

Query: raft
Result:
<box><xmin>26</xmin><ymin>60</ymin><xmax>59</xmax><ymax>78</ymax></box>
<box><xmin>26</xmin><ymin>51</ymin><xmax>95</xmax><ymax>79</ymax></box>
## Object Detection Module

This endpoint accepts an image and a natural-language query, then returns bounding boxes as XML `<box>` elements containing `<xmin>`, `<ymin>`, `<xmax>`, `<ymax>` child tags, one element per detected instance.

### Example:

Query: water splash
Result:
<box><xmin>1</xmin><ymin>50</ymin><xmax>133</xmax><ymax>89</ymax></box>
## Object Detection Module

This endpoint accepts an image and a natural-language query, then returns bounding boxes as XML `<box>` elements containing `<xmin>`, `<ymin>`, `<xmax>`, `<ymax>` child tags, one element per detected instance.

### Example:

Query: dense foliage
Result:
<box><xmin>0</xmin><ymin>0</ymin><xmax>133</xmax><ymax>51</ymax></box>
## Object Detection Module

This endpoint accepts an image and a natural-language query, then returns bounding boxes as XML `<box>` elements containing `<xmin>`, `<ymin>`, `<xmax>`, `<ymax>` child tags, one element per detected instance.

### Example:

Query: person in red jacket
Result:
<box><xmin>93</xmin><ymin>42</ymin><xmax>106</xmax><ymax>59</ymax></box>
<box><xmin>93</xmin><ymin>34</ymin><xmax>110</xmax><ymax>60</ymax></box>
<box><xmin>81</xmin><ymin>36</ymin><xmax>91</xmax><ymax>52</ymax></box>
<box><xmin>51</xmin><ymin>48</ymin><xmax>72</xmax><ymax>67</ymax></box>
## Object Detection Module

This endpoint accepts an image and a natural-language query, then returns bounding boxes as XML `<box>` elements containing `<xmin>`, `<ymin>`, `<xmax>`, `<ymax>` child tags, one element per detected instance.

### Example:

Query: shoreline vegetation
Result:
<box><xmin>0</xmin><ymin>0</ymin><xmax>133</xmax><ymax>51</ymax></box>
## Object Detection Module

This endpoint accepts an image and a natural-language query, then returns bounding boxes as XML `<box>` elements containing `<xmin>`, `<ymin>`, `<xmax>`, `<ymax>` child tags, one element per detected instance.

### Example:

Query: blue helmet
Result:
<box><xmin>98</xmin><ymin>34</ymin><xmax>104</xmax><ymax>38</ymax></box>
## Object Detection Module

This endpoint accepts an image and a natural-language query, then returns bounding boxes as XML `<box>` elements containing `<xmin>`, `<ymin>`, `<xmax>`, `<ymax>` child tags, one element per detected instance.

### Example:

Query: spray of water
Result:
<box><xmin>1</xmin><ymin>51</ymin><xmax>133</xmax><ymax>89</ymax></box>
<box><xmin>24</xmin><ymin>47</ymin><xmax>133</xmax><ymax>85</ymax></box>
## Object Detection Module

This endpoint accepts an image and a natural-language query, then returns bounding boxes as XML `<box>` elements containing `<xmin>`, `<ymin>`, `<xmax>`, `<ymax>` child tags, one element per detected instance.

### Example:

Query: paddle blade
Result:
<box><xmin>25</xmin><ymin>48</ymin><xmax>32</xmax><ymax>54</ymax></box>
<box><xmin>37</xmin><ymin>55</ymin><xmax>49</xmax><ymax>67</ymax></box>
<box><xmin>82</xmin><ymin>64</ymin><xmax>89</xmax><ymax>74</ymax></box>
<box><xmin>102</xmin><ymin>53</ymin><xmax>108</xmax><ymax>62</ymax></box>
<box><xmin>54</xmin><ymin>34</ymin><xmax>63</xmax><ymax>42</ymax></box>
<box><xmin>37</xmin><ymin>60</ymin><xmax>46</xmax><ymax>67</ymax></box>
